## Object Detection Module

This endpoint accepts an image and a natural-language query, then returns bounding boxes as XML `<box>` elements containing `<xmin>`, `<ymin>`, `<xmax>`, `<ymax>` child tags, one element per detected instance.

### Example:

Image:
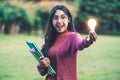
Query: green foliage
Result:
<box><xmin>34</xmin><ymin>9</ymin><xmax>49</xmax><ymax>30</ymax></box>
<box><xmin>34</xmin><ymin>9</ymin><xmax>42</xmax><ymax>29</ymax></box>
<box><xmin>0</xmin><ymin>1</ymin><xmax>78</xmax><ymax>34</ymax></box>
<box><xmin>0</xmin><ymin>2</ymin><xmax>35</xmax><ymax>34</ymax></box>
<box><xmin>74</xmin><ymin>0</ymin><xmax>120</xmax><ymax>32</ymax></box>
<box><xmin>78</xmin><ymin>0</ymin><xmax>120</xmax><ymax>22</ymax></box>
<box><xmin>0</xmin><ymin>2</ymin><xmax>33</xmax><ymax>25</ymax></box>
<box><xmin>0</xmin><ymin>2</ymin><xmax>36</xmax><ymax>34</ymax></box>
<box><xmin>3</xmin><ymin>3</ymin><xmax>17</xmax><ymax>22</ymax></box>
<box><xmin>1</xmin><ymin>0</ymin><xmax>119</xmax><ymax>34</ymax></box>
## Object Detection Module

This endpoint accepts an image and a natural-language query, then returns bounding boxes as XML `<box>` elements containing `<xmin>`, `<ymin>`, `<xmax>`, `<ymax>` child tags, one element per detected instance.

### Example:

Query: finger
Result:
<box><xmin>45</xmin><ymin>57</ymin><xmax>50</xmax><ymax>63</ymax></box>
<box><xmin>41</xmin><ymin>58</ymin><xmax>50</xmax><ymax>67</ymax></box>
<box><xmin>44</xmin><ymin>58</ymin><xmax>50</xmax><ymax>66</ymax></box>
<box><xmin>43</xmin><ymin>60</ymin><xmax>50</xmax><ymax>67</ymax></box>
<box><xmin>39</xmin><ymin>57</ymin><xmax>44</xmax><ymax>61</ymax></box>
<box><xmin>90</xmin><ymin>34</ymin><xmax>95</xmax><ymax>41</ymax></box>
<box><xmin>90</xmin><ymin>32</ymin><xmax>97</xmax><ymax>41</ymax></box>
<box><xmin>92</xmin><ymin>32</ymin><xmax>97</xmax><ymax>41</ymax></box>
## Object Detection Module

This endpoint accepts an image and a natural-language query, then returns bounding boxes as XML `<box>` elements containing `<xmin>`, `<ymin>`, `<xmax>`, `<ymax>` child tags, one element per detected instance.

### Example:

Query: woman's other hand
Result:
<box><xmin>38</xmin><ymin>57</ymin><xmax>50</xmax><ymax>68</ymax></box>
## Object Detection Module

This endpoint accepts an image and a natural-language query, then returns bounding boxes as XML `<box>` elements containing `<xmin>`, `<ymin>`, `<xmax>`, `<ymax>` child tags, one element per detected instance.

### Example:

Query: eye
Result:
<box><xmin>61</xmin><ymin>15</ymin><xmax>67</xmax><ymax>19</ymax></box>
<box><xmin>53</xmin><ymin>16</ymin><xmax>58</xmax><ymax>20</ymax></box>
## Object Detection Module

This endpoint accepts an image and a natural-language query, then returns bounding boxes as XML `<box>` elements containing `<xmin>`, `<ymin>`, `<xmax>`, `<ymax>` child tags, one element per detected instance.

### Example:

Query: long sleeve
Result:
<box><xmin>37</xmin><ymin>65</ymin><xmax>48</xmax><ymax>76</ymax></box>
<box><xmin>72</xmin><ymin>33</ymin><xmax>92</xmax><ymax>51</ymax></box>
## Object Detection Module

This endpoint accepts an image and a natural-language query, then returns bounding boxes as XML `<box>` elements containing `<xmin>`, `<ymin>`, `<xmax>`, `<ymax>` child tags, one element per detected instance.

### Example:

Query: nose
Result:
<box><xmin>57</xmin><ymin>18</ymin><xmax>62</xmax><ymax>23</ymax></box>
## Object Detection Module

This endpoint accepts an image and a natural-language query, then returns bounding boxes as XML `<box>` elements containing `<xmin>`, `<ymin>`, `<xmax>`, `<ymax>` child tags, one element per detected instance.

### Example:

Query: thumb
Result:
<box><xmin>39</xmin><ymin>57</ymin><xmax>44</xmax><ymax>61</ymax></box>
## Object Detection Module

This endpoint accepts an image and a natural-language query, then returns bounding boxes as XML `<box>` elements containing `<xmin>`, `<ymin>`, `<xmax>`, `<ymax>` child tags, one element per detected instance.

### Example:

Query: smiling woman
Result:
<box><xmin>36</xmin><ymin>5</ymin><xmax>97</xmax><ymax>80</ymax></box>
<box><xmin>52</xmin><ymin>10</ymin><xmax>70</xmax><ymax>33</ymax></box>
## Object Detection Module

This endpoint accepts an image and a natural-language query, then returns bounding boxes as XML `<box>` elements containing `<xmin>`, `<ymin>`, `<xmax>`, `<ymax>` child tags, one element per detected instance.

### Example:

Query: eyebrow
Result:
<box><xmin>54</xmin><ymin>14</ymin><xmax>67</xmax><ymax>16</ymax></box>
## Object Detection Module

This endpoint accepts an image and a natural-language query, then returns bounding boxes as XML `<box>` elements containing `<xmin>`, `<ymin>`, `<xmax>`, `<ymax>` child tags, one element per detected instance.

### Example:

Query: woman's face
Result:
<box><xmin>52</xmin><ymin>9</ymin><xmax>70</xmax><ymax>33</ymax></box>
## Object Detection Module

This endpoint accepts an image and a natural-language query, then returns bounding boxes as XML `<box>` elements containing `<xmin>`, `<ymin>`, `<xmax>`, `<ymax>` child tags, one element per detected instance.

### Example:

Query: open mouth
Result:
<box><xmin>56</xmin><ymin>24</ymin><xmax>64</xmax><ymax>29</ymax></box>
<box><xmin>57</xmin><ymin>25</ymin><xmax>63</xmax><ymax>29</ymax></box>
<box><xmin>55</xmin><ymin>23</ymin><xmax>65</xmax><ymax>32</ymax></box>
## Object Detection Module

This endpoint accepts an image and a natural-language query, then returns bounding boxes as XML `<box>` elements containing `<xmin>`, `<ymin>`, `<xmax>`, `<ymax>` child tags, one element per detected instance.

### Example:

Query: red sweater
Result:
<box><xmin>37</xmin><ymin>31</ymin><xmax>92</xmax><ymax>80</ymax></box>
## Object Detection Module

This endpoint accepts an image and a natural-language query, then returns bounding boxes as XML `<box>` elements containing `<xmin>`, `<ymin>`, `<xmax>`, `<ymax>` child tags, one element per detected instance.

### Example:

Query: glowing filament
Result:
<box><xmin>88</xmin><ymin>18</ymin><xmax>96</xmax><ymax>32</ymax></box>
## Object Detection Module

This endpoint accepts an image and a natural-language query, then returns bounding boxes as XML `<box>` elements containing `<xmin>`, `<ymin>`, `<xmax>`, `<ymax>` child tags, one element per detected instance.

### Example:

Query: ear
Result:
<box><xmin>68</xmin><ymin>18</ymin><xmax>71</xmax><ymax>23</ymax></box>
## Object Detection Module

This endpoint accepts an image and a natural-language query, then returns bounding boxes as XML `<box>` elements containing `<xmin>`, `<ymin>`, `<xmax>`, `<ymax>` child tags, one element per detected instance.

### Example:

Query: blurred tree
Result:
<box><xmin>0</xmin><ymin>3</ymin><xmax>5</xmax><ymax>34</ymax></box>
<box><xmin>19</xmin><ymin>8</ymin><xmax>33</xmax><ymax>34</ymax></box>
<box><xmin>75</xmin><ymin>0</ymin><xmax>120</xmax><ymax>32</ymax></box>
<box><xmin>3</xmin><ymin>3</ymin><xmax>21</xmax><ymax>34</ymax></box>
<box><xmin>0</xmin><ymin>0</ymin><xmax>78</xmax><ymax>34</ymax></box>
<box><xmin>39</xmin><ymin>11</ymin><xmax>49</xmax><ymax>31</ymax></box>
<box><xmin>33</xmin><ymin>9</ymin><xmax>42</xmax><ymax>35</ymax></box>
<box><xmin>0</xmin><ymin>2</ymin><xmax>33</xmax><ymax>34</ymax></box>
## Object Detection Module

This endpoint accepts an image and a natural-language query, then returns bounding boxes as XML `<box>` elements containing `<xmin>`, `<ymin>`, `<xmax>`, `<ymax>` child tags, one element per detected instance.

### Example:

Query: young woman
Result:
<box><xmin>37</xmin><ymin>5</ymin><xmax>97</xmax><ymax>80</ymax></box>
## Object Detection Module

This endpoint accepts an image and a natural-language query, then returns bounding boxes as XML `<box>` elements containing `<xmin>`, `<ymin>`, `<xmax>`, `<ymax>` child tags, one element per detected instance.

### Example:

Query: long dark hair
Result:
<box><xmin>42</xmin><ymin>5</ymin><xmax>76</xmax><ymax>55</ymax></box>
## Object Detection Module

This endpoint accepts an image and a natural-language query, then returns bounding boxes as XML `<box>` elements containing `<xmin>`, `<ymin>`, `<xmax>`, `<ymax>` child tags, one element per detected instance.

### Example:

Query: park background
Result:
<box><xmin>0</xmin><ymin>0</ymin><xmax>120</xmax><ymax>80</ymax></box>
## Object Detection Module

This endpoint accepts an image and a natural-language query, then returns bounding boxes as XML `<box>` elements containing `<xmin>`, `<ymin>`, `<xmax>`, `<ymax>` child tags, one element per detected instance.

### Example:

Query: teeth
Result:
<box><xmin>57</xmin><ymin>25</ymin><xmax>63</xmax><ymax>28</ymax></box>
<box><xmin>58</xmin><ymin>26</ymin><xmax>62</xmax><ymax>28</ymax></box>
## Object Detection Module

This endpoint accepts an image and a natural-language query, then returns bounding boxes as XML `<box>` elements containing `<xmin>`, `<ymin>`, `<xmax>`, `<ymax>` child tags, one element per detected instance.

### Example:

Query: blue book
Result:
<box><xmin>26</xmin><ymin>40</ymin><xmax>56</xmax><ymax>75</ymax></box>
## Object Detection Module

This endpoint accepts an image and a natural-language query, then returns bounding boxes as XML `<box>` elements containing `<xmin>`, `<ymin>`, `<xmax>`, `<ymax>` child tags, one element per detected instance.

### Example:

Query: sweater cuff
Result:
<box><xmin>86</xmin><ymin>37</ymin><xmax>93</xmax><ymax>44</ymax></box>
<box><xmin>37</xmin><ymin>65</ymin><xmax>48</xmax><ymax>76</ymax></box>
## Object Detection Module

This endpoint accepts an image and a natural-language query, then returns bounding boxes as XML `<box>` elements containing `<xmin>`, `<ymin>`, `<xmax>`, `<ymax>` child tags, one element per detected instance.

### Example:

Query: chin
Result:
<box><xmin>57</xmin><ymin>30</ymin><xmax>64</xmax><ymax>33</ymax></box>
<box><xmin>58</xmin><ymin>31</ymin><xmax>63</xmax><ymax>33</ymax></box>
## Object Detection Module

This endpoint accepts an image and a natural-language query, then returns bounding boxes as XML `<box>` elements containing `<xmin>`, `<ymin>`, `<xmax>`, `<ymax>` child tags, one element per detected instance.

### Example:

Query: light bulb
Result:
<box><xmin>88</xmin><ymin>18</ymin><xmax>96</xmax><ymax>32</ymax></box>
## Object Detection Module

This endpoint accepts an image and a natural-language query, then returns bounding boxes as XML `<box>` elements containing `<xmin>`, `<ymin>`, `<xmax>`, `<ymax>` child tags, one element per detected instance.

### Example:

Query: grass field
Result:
<box><xmin>0</xmin><ymin>34</ymin><xmax>120</xmax><ymax>80</ymax></box>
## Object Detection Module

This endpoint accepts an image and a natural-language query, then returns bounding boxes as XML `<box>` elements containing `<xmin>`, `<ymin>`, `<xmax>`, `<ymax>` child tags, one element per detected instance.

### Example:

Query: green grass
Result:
<box><xmin>0</xmin><ymin>34</ymin><xmax>120</xmax><ymax>80</ymax></box>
